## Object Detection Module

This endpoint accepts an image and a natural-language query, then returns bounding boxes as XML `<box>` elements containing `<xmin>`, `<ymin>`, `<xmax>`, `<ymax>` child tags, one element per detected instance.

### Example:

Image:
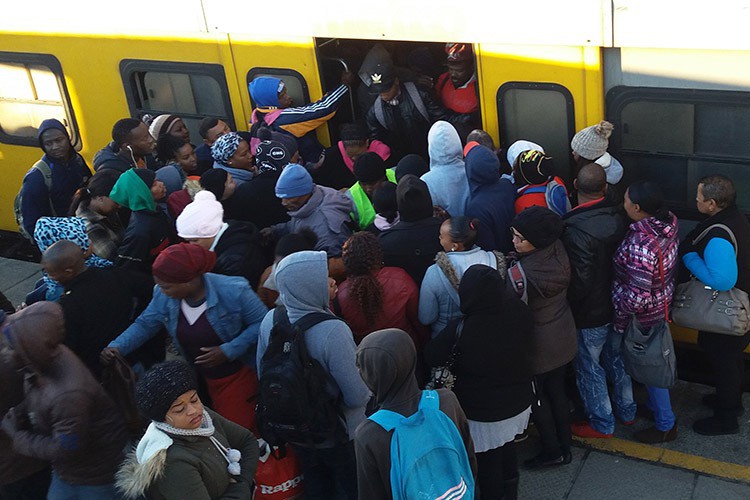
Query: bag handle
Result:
<box><xmin>653</xmin><ymin>241</ymin><xmax>670</xmax><ymax>322</ymax></box>
<box><xmin>692</xmin><ymin>223</ymin><xmax>738</xmax><ymax>256</ymax></box>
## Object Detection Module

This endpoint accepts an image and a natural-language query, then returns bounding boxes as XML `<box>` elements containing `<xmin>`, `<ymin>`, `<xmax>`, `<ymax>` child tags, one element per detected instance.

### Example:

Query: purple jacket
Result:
<box><xmin>612</xmin><ymin>213</ymin><xmax>679</xmax><ymax>333</ymax></box>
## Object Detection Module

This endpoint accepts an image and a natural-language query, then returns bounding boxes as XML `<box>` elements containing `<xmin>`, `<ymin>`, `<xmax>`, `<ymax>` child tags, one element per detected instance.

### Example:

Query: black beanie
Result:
<box><xmin>397</xmin><ymin>174</ymin><xmax>433</xmax><ymax>222</ymax></box>
<box><xmin>133</xmin><ymin>168</ymin><xmax>156</xmax><ymax>188</ymax></box>
<box><xmin>200</xmin><ymin>168</ymin><xmax>229</xmax><ymax>199</ymax></box>
<box><xmin>515</xmin><ymin>150</ymin><xmax>554</xmax><ymax>186</ymax></box>
<box><xmin>395</xmin><ymin>154</ymin><xmax>428</xmax><ymax>181</ymax></box>
<box><xmin>511</xmin><ymin>206</ymin><xmax>563</xmax><ymax>249</ymax></box>
<box><xmin>353</xmin><ymin>152</ymin><xmax>386</xmax><ymax>183</ymax></box>
<box><xmin>136</xmin><ymin>361</ymin><xmax>198</xmax><ymax>422</ymax></box>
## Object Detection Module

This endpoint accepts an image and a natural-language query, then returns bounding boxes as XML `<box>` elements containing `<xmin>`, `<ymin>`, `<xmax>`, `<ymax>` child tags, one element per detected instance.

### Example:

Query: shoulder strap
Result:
<box><xmin>374</xmin><ymin>98</ymin><xmax>387</xmax><ymax>129</ymax></box>
<box><xmin>369</xmin><ymin>408</ymin><xmax>404</xmax><ymax>431</ymax></box>
<box><xmin>692</xmin><ymin>223</ymin><xmax>738</xmax><ymax>255</ymax></box>
<box><xmin>32</xmin><ymin>160</ymin><xmax>57</xmax><ymax>217</ymax></box>
<box><xmin>403</xmin><ymin>82</ymin><xmax>429</xmax><ymax>122</ymax></box>
<box><xmin>418</xmin><ymin>390</ymin><xmax>440</xmax><ymax>411</ymax></box>
<box><xmin>508</xmin><ymin>262</ymin><xmax>528</xmax><ymax>303</ymax></box>
<box><xmin>294</xmin><ymin>311</ymin><xmax>338</xmax><ymax>332</ymax></box>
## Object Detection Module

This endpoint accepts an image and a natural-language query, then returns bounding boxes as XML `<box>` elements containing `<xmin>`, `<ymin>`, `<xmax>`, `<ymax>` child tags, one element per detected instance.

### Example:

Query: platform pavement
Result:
<box><xmin>1</xmin><ymin>257</ymin><xmax>749</xmax><ymax>498</ymax></box>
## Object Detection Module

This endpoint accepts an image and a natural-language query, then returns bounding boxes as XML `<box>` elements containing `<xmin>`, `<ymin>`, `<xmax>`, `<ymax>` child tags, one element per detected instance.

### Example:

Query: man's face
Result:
<box><xmin>278</xmin><ymin>88</ymin><xmax>294</xmax><ymax>108</ymax></box>
<box><xmin>447</xmin><ymin>60</ymin><xmax>474</xmax><ymax>88</ymax></box>
<box><xmin>170</xmin><ymin>119</ymin><xmax>191</xmax><ymax>143</ymax></box>
<box><xmin>379</xmin><ymin>80</ymin><xmax>400</xmax><ymax>102</ymax></box>
<box><xmin>41</xmin><ymin>128</ymin><xmax>72</xmax><ymax>163</ymax></box>
<box><xmin>205</xmin><ymin>120</ymin><xmax>231</xmax><ymax>146</ymax></box>
<box><xmin>281</xmin><ymin>193</ymin><xmax>311</xmax><ymax>212</ymax></box>
<box><xmin>360</xmin><ymin>178</ymin><xmax>385</xmax><ymax>199</ymax></box>
<box><xmin>129</xmin><ymin>123</ymin><xmax>156</xmax><ymax>157</ymax></box>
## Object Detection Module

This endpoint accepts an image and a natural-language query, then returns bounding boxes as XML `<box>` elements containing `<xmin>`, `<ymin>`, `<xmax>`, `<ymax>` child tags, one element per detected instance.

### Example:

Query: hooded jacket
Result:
<box><xmin>271</xmin><ymin>185</ymin><xmax>353</xmax><ymax>258</ymax></box>
<box><xmin>508</xmin><ymin>240</ymin><xmax>577</xmax><ymax>375</ymax></box>
<box><xmin>562</xmin><ymin>199</ymin><xmax>627</xmax><ymax>328</ymax></box>
<box><xmin>465</xmin><ymin>145</ymin><xmax>516</xmax><ymax>252</ymax></box>
<box><xmin>256</xmin><ymin>251</ymin><xmax>370</xmax><ymax>439</ymax></box>
<box><xmin>425</xmin><ymin>265</ymin><xmax>534</xmax><ymax>421</ymax></box>
<box><xmin>224</xmin><ymin>170</ymin><xmax>289</xmax><ymax>230</ymax></box>
<box><xmin>115</xmin><ymin>409</ymin><xmax>258</xmax><ymax>500</ymax></box>
<box><xmin>212</xmin><ymin>221</ymin><xmax>268</xmax><ymax>289</ymax></box>
<box><xmin>420</xmin><ymin>121</ymin><xmax>470</xmax><ymax>217</ymax></box>
<box><xmin>612</xmin><ymin>213</ymin><xmax>679</xmax><ymax>333</ymax></box>
<box><xmin>2</xmin><ymin>303</ymin><xmax>128</xmax><ymax>486</ymax></box>
<box><xmin>354</xmin><ymin>329</ymin><xmax>476</xmax><ymax>500</ymax></box>
<box><xmin>378</xmin><ymin>175</ymin><xmax>443</xmax><ymax>286</ymax></box>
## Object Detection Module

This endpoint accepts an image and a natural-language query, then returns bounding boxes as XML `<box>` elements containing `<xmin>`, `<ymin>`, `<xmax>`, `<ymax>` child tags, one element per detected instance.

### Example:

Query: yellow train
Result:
<box><xmin>2</xmin><ymin>1</ymin><xmax>750</xmax><ymax>354</ymax></box>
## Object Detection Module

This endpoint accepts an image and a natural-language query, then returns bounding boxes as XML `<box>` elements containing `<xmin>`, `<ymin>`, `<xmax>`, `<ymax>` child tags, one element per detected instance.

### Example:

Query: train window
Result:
<box><xmin>246</xmin><ymin>68</ymin><xmax>309</xmax><ymax>109</ymax></box>
<box><xmin>120</xmin><ymin>60</ymin><xmax>234</xmax><ymax>145</ymax></box>
<box><xmin>497</xmin><ymin>82</ymin><xmax>575</xmax><ymax>180</ymax></box>
<box><xmin>608</xmin><ymin>86</ymin><xmax>750</xmax><ymax>217</ymax></box>
<box><xmin>0</xmin><ymin>52</ymin><xmax>78</xmax><ymax>147</ymax></box>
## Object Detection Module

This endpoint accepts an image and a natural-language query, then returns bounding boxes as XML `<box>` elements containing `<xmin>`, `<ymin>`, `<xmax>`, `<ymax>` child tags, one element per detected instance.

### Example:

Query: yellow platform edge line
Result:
<box><xmin>574</xmin><ymin>436</ymin><xmax>750</xmax><ymax>484</ymax></box>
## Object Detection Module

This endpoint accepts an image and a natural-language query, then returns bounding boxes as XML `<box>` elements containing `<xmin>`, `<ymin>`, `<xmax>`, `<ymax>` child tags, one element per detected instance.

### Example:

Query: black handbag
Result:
<box><xmin>426</xmin><ymin>319</ymin><xmax>464</xmax><ymax>390</ymax></box>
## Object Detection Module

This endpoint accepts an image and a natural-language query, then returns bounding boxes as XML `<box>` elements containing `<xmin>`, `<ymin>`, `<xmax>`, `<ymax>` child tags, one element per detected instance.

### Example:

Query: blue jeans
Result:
<box><xmin>575</xmin><ymin>324</ymin><xmax>636</xmax><ymax>434</ymax></box>
<box><xmin>646</xmin><ymin>386</ymin><xmax>676</xmax><ymax>432</ymax></box>
<box><xmin>47</xmin><ymin>472</ymin><xmax>120</xmax><ymax>500</ymax></box>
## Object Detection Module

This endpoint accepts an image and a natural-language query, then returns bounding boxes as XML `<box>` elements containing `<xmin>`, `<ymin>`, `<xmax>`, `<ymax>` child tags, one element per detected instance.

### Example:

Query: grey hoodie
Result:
<box><xmin>271</xmin><ymin>185</ymin><xmax>353</xmax><ymax>257</ymax></box>
<box><xmin>256</xmin><ymin>251</ymin><xmax>369</xmax><ymax>438</ymax></box>
<box><xmin>420</xmin><ymin>121</ymin><xmax>470</xmax><ymax>217</ymax></box>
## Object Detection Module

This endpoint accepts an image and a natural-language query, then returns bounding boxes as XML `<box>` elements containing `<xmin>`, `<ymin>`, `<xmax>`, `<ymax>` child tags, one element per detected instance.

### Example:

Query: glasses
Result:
<box><xmin>511</xmin><ymin>229</ymin><xmax>526</xmax><ymax>242</ymax></box>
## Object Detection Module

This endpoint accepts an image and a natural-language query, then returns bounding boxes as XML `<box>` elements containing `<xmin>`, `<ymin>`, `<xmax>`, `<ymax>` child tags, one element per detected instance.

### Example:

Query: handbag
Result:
<box><xmin>672</xmin><ymin>224</ymin><xmax>750</xmax><ymax>336</ymax></box>
<box><xmin>426</xmin><ymin>319</ymin><xmax>464</xmax><ymax>390</ymax></box>
<box><xmin>253</xmin><ymin>440</ymin><xmax>304</xmax><ymax>499</ymax></box>
<box><xmin>622</xmin><ymin>242</ymin><xmax>677</xmax><ymax>388</ymax></box>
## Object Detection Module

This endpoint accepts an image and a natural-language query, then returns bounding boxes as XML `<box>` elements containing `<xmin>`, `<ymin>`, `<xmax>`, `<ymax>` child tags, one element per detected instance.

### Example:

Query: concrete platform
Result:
<box><xmin>0</xmin><ymin>256</ymin><xmax>41</xmax><ymax>307</ymax></box>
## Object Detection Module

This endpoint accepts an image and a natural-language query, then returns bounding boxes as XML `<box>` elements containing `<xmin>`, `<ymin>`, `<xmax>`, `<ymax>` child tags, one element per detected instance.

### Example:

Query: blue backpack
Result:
<box><xmin>369</xmin><ymin>390</ymin><xmax>474</xmax><ymax>500</ymax></box>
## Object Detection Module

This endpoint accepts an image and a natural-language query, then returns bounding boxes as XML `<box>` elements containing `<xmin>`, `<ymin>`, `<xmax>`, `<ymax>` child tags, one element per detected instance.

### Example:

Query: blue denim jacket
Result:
<box><xmin>109</xmin><ymin>273</ymin><xmax>268</xmax><ymax>367</ymax></box>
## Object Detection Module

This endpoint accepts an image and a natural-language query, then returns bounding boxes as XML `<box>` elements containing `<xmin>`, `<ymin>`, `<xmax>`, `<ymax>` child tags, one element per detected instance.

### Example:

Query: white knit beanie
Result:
<box><xmin>571</xmin><ymin>120</ymin><xmax>614</xmax><ymax>160</ymax></box>
<box><xmin>148</xmin><ymin>114</ymin><xmax>180</xmax><ymax>140</ymax></box>
<box><xmin>176</xmin><ymin>191</ymin><xmax>224</xmax><ymax>239</ymax></box>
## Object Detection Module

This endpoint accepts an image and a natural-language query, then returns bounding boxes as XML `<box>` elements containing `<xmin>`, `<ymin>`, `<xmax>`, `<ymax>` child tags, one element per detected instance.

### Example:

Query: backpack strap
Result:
<box><xmin>368</xmin><ymin>408</ymin><xmax>403</xmax><ymax>431</ymax></box>
<box><xmin>692</xmin><ymin>223</ymin><xmax>738</xmax><ymax>255</ymax></box>
<box><xmin>403</xmin><ymin>82</ymin><xmax>429</xmax><ymax>123</ymax></box>
<box><xmin>30</xmin><ymin>159</ymin><xmax>57</xmax><ymax>216</ymax></box>
<box><xmin>508</xmin><ymin>261</ymin><xmax>528</xmax><ymax>304</ymax></box>
<box><xmin>545</xmin><ymin>178</ymin><xmax>571</xmax><ymax>216</ymax></box>
<box><xmin>294</xmin><ymin>311</ymin><xmax>338</xmax><ymax>332</ymax></box>
<box><xmin>374</xmin><ymin>99</ymin><xmax>387</xmax><ymax>129</ymax></box>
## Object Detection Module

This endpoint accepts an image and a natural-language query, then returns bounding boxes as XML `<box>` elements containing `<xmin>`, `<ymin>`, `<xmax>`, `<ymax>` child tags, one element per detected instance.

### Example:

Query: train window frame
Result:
<box><xmin>246</xmin><ymin>67</ymin><xmax>310</xmax><ymax>109</ymax></box>
<box><xmin>496</xmin><ymin>82</ymin><xmax>576</xmax><ymax>179</ymax></box>
<box><xmin>0</xmin><ymin>51</ymin><xmax>79</xmax><ymax>148</ymax></box>
<box><xmin>607</xmin><ymin>85</ymin><xmax>750</xmax><ymax>218</ymax></box>
<box><xmin>119</xmin><ymin>59</ymin><xmax>235</xmax><ymax>144</ymax></box>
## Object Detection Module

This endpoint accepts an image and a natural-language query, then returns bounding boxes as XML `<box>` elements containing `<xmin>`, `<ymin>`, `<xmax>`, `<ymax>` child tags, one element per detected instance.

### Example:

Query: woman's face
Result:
<box><xmin>438</xmin><ymin>221</ymin><xmax>455</xmax><ymax>252</ymax></box>
<box><xmin>229</xmin><ymin>140</ymin><xmax>255</xmax><ymax>172</ymax></box>
<box><xmin>155</xmin><ymin>276</ymin><xmax>203</xmax><ymax>300</ymax></box>
<box><xmin>176</xmin><ymin>143</ymin><xmax>198</xmax><ymax>174</ymax></box>
<box><xmin>91</xmin><ymin>195</ymin><xmax>119</xmax><ymax>216</ymax></box>
<box><xmin>169</xmin><ymin>119</ymin><xmax>191</xmax><ymax>144</ymax></box>
<box><xmin>165</xmin><ymin>390</ymin><xmax>204</xmax><ymax>429</ymax></box>
<box><xmin>511</xmin><ymin>227</ymin><xmax>535</xmax><ymax>254</ymax></box>
<box><xmin>624</xmin><ymin>189</ymin><xmax>645</xmax><ymax>222</ymax></box>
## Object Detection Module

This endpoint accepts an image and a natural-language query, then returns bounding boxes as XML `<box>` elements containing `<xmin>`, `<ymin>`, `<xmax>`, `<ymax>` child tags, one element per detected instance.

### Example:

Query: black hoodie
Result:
<box><xmin>378</xmin><ymin>175</ymin><xmax>443</xmax><ymax>285</ymax></box>
<box><xmin>425</xmin><ymin>265</ymin><xmax>534</xmax><ymax>422</ymax></box>
<box><xmin>354</xmin><ymin>329</ymin><xmax>476</xmax><ymax>500</ymax></box>
<box><xmin>212</xmin><ymin>220</ymin><xmax>269</xmax><ymax>289</ymax></box>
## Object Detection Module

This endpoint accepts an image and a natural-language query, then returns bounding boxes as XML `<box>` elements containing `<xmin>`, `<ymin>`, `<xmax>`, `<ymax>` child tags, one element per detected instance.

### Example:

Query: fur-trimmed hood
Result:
<box><xmin>115</xmin><ymin>423</ymin><xmax>172</xmax><ymax>499</ymax></box>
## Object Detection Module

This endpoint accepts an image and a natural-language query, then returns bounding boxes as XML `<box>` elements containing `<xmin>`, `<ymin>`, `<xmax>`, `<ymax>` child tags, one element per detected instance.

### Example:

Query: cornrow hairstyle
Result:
<box><xmin>342</xmin><ymin>232</ymin><xmax>384</xmax><ymax>324</ymax></box>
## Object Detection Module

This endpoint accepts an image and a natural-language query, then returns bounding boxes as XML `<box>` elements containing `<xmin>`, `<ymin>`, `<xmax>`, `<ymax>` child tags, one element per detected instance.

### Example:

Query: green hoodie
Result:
<box><xmin>110</xmin><ymin>169</ymin><xmax>156</xmax><ymax>212</ymax></box>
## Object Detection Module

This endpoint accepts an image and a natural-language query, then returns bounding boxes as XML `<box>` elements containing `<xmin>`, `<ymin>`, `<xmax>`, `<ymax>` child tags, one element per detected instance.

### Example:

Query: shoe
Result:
<box><xmin>513</xmin><ymin>430</ymin><xmax>529</xmax><ymax>443</ymax></box>
<box><xmin>635</xmin><ymin>405</ymin><xmax>654</xmax><ymax>421</ymax></box>
<box><xmin>633</xmin><ymin>425</ymin><xmax>678</xmax><ymax>444</ymax></box>
<box><xmin>523</xmin><ymin>451</ymin><xmax>572</xmax><ymax>469</ymax></box>
<box><xmin>501</xmin><ymin>477</ymin><xmax>519</xmax><ymax>500</ymax></box>
<box><xmin>693</xmin><ymin>416</ymin><xmax>739</xmax><ymax>436</ymax></box>
<box><xmin>701</xmin><ymin>394</ymin><xmax>744</xmax><ymax>417</ymax></box>
<box><xmin>620</xmin><ymin>418</ymin><xmax>636</xmax><ymax>426</ymax></box>
<box><xmin>571</xmin><ymin>422</ymin><xmax>613</xmax><ymax>438</ymax></box>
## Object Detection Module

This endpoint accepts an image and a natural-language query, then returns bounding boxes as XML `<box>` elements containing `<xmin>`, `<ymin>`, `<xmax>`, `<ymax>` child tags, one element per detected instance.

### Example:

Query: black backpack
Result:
<box><xmin>256</xmin><ymin>305</ymin><xmax>348</xmax><ymax>448</ymax></box>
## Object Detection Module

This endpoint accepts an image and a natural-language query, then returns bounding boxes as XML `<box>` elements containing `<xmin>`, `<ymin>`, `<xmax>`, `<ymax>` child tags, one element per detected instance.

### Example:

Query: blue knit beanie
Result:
<box><xmin>275</xmin><ymin>164</ymin><xmax>313</xmax><ymax>198</ymax></box>
<box><xmin>249</xmin><ymin>77</ymin><xmax>284</xmax><ymax>108</ymax></box>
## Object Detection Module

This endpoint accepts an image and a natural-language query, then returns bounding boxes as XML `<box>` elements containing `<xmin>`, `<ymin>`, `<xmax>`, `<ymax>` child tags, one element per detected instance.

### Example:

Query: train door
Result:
<box><xmin>476</xmin><ymin>44</ymin><xmax>604</xmax><ymax>180</ymax></box>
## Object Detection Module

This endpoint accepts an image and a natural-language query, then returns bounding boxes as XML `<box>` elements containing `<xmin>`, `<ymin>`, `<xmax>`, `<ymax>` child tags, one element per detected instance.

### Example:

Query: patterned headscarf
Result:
<box><xmin>210</xmin><ymin>132</ymin><xmax>242</xmax><ymax>167</ymax></box>
<box><xmin>34</xmin><ymin>217</ymin><xmax>113</xmax><ymax>301</ymax></box>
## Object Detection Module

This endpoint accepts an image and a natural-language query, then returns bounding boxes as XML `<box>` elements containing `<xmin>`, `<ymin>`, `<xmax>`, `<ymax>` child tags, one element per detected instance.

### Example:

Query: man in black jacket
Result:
<box><xmin>561</xmin><ymin>163</ymin><xmax>634</xmax><ymax>438</ymax></box>
<box><xmin>93</xmin><ymin>118</ymin><xmax>158</xmax><ymax>173</ymax></box>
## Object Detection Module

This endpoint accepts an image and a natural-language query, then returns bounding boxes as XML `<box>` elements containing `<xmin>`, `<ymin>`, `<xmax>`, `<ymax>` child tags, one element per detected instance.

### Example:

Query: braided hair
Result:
<box><xmin>342</xmin><ymin>232</ymin><xmax>384</xmax><ymax>324</ymax></box>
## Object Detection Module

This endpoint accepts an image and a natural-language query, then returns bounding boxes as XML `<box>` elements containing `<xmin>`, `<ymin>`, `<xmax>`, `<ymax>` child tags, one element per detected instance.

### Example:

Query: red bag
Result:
<box><xmin>253</xmin><ymin>440</ymin><xmax>304</xmax><ymax>499</ymax></box>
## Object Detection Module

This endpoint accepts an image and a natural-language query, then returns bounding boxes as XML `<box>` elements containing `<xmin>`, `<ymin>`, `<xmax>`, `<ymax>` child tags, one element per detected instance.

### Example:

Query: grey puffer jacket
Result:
<box><xmin>507</xmin><ymin>239</ymin><xmax>577</xmax><ymax>375</ymax></box>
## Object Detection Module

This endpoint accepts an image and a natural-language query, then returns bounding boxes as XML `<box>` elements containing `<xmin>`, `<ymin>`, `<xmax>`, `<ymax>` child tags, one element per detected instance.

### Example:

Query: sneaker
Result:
<box><xmin>633</xmin><ymin>425</ymin><xmax>678</xmax><ymax>444</ymax></box>
<box><xmin>701</xmin><ymin>394</ymin><xmax>744</xmax><ymax>417</ymax></box>
<box><xmin>513</xmin><ymin>430</ymin><xmax>529</xmax><ymax>443</ymax></box>
<box><xmin>693</xmin><ymin>416</ymin><xmax>739</xmax><ymax>436</ymax></box>
<box><xmin>523</xmin><ymin>451</ymin><xmax>572</xmax><ymax>469</ymax></box>
<box><xmin>620</xmin><ymin>418</ymin><xmax>636</xmax><ymax>426</ymax></box>
<box><xmin>571</xmin><ymin>422</ymin><xmax>613</xmax><ymax>439</ymax></box>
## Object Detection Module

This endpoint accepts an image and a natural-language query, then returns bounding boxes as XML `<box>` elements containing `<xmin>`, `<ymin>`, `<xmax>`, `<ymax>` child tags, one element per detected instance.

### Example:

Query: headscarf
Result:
<box><xmin>152</xmin><ymin>243</ymin><xmax>216</xmax><ymax>284</ymax></box>
<box><xmin>110</xmin><ymin>168</ymin><xmax>157</xmax><ymax>212</ymax></box>
<box><xmin>210</xmin><ymin>132</ymin><xmax>242</xmax><ymax>167</ymax></box>
<box><xmin>34</xmin><ymin>216</ymin><xmax>113</xmax><ymax>301</ymax></box>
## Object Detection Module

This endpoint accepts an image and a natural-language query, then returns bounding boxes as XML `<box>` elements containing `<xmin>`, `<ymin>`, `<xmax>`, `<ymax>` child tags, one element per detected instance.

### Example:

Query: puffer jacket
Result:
<box><xmin>271</xmin><ymin>185</ymin><xmax>353</xmax><ymax>258</ymax></box>
<box><xmin>562</xmin><ymin>199</ymin><xmax>627</xmax><ymax>328</ymax></box>
<box><xmin>2</xmin><ymin>302</ymin><xmax>128</xmax><ymax>486</ymax></box>
<box><xmin>508</xmin><ymin>239</ymin><xmax>577</xmax><ymax>375</ymax></box>
<box><xmin>612</xmin><ymin>213</ymin><xmax>679</xmax><ymax>333</ymax></box>
<box><xmin>212</xmin><ymin>221</ymin><xmax>268</xmax><ymax>289</ymax></box>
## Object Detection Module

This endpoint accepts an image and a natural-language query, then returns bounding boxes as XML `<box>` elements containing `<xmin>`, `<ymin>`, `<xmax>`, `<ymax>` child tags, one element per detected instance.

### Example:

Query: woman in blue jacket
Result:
<box><xmin>102</xmin><ymin>243</ymin><xmax>268</xmax><ymax>431</ymax></box>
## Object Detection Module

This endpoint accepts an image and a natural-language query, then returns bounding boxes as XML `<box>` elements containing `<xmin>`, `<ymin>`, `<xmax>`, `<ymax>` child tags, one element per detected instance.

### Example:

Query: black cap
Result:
<box><xmin>365</xmin><ymin>62</ymin><xmax>397</xmax><ymax>95</ymax></box>
<box><xmin>353</xmin><ymin>152</ymin><xmax>387</xmax><ymax>183</ymax></box>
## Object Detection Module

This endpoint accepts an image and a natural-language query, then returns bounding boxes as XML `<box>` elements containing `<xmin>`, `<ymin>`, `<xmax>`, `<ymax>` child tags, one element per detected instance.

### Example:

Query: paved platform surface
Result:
<box><xmin>1</xmin><ymin>256</ymin><xmax>749</xmax><ymax>498</ymax></box>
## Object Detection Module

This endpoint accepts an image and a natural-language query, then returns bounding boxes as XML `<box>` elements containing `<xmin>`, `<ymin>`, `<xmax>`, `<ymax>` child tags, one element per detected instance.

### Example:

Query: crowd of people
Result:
<box><xmin>3</xmin><ymin>41</ymin><xmax>749</xmax><ymax>500</ymax></box>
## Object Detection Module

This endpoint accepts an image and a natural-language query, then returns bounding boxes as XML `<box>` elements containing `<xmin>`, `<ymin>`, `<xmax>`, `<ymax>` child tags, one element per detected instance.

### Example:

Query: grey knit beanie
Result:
<box><xmin>571</xmin><ymin>120</ymin><xmax>614</xmax><ymax>160</ymax></box>
<box><xmin>136</xmin><ymin>361</ymin><xmax>197</xmax><ymax>422</ymax></box>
